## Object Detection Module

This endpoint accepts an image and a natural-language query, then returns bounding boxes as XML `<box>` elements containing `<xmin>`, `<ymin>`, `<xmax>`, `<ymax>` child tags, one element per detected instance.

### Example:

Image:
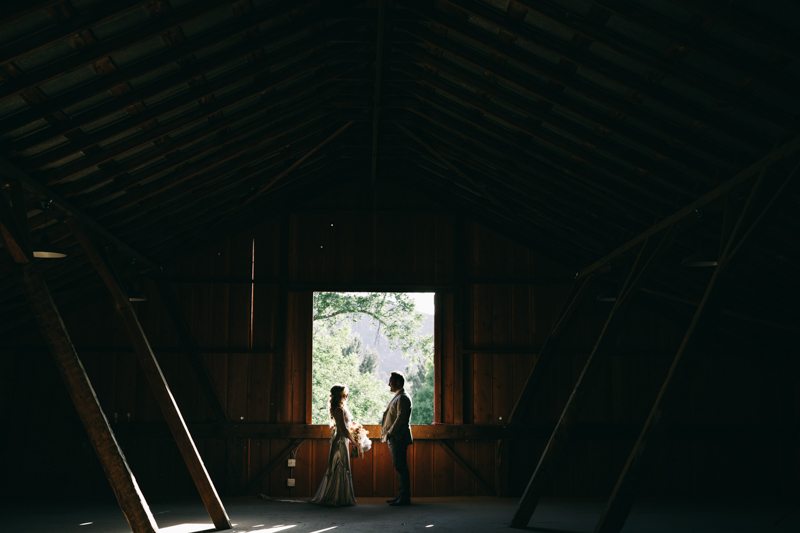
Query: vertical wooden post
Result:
<box><xmin>434</xmin><ymin>291</ymin><xmax>442</xmax><ymax>424</ymax></box>
<box><xmin>594</xmin><ymin>161</ymin><xmax>800</xmax><ymax>533</ymax></box>
<box><xmin>277</xmin><ymin>213</ymin><xmax>290</xmax><ymax>422</ymax></box>
<box><xmin>67</xmin><ymin>219</ymin><xmax>231</xmax><ymax>531</ymax></box>
<box><xmin>452</xmin><ymin>216</ymin><xmax>466</xmax><ymax>425</ymax></box>
<box><xmin>0</xmin><ymin>195</ymin><xmax>158</xmax><ymax>533</ymax></box>
<box><xmin>511</xmin><ymin>228</ymin><xmax>676</xmax><ymax>528</ymax></box>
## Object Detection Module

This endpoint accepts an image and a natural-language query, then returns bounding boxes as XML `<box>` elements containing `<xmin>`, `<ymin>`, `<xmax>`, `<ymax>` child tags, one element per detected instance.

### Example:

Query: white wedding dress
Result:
<box><xmin>309</xmin><ymin>406</ymin><xmax>356</xmax><ymax>506</ymax></box>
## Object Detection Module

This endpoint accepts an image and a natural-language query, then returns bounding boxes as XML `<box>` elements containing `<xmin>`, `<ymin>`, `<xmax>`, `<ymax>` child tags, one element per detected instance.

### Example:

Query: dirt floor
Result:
<box><xmin>3</xmin><ymin>496</ymin><xmax>798</xmax><ymax>532</ymax></box>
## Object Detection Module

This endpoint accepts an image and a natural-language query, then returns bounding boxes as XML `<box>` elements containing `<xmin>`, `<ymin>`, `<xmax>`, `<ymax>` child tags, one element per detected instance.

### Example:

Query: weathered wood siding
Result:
<box><xmin>1</xmin><ymin>185</ymin><xmax>796</xmax><ymax>500</ymax></box>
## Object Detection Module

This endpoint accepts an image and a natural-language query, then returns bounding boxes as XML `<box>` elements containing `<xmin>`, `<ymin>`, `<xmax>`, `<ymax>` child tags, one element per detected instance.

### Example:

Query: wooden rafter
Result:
<box><xmin>0</xmin><ymin>157</ymin><xmax>160</xmax><ymax>273</ymax></box>
<box><xmin>67</xmin><ymin>218</ymin><xmax>230</xmax><ymax>531</ymax></box>
<box><xmin>578</xmin><ymin>136</ymin><xmax>800</xmax><ymax>278</ymax></box>
<box><xmin>452</xmin><ymin>0</ymin><xmax>795</xmax><ymax>132</ymax></box>
<box><xmin>392</xmin><ymin>8</ymin><xmax>764</xmax><ymax>158</ymax></box>
<box><xmin>657</xmin><ymin>0</ymin><xmax>800</xmax><ymax>62</ymax></box>
<box><xmin>579</xmin><ymin>0</ymin><xmax>800</xmax><ymax>99</ymax></box>
<box><xmin>403</xmin><ymin>0</ymin><xmax>781</xmax><ymax>146</ymax></box>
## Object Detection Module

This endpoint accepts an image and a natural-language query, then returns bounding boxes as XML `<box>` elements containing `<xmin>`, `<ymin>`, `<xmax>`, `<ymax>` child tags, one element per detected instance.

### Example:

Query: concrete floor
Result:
<box><xmin>2</xmin><ymin>496</ymin><xmax>798</xmax><ymax>533</ymax></box>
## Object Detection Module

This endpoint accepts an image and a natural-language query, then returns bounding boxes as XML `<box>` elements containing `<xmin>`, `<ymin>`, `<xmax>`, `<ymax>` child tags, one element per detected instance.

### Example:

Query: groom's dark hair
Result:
<box><xmin>390</xmin><ymin>371</ymin><xmax>405</xmax><ymax>387</ymax></box>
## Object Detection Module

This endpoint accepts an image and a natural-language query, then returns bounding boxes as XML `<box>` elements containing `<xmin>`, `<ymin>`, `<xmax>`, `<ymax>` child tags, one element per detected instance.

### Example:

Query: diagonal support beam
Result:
<box><xmin>594</xmin><ymin>158</ymin><xmax>800</xmax><ymax>533</ymax></box>
<box><xmin>437</xmin><ymin>440</ymin><xmax>496</xmax><ymax>497</ymax></box>
<box><xmin>0</xmin><ymin>156</ymin><xmax>160</xmax><ymax>273</ymax></box>
<box><xmin>67</xmin><ymin>218</ymin><xmax>231</xmax><ymax>531</ymax></box>
<box><xmin>508</xmin><ymin>274</ymin><xmax>597</xmax><ymax>425</ymax></box>
<box><xmin>496</xmin><ymin>275</ymin><xmax>595</xmax><ymax>496</ymax></box>
<box><xmin>0</xmin><ymin>184</ymin><xmax>31</xmax><ymax>264</ymax></box>
<box><xmin>511</xmin><ymin>227</ymin><xmax>677</xmax><ymax>528</ymax></box>
<box><xmin>241</xmin><ymin>121</ymin><xmax>354</xmax><ymax>208</ymax></box>
<box><xmin>242</xmin><ymin>439</ymin><xmax>306</xmax><ymax>496</ymax></box>
<box><xmin>396</xmin><ymin>123</ymin><xmax>509</xmax><ymax>210</ymax></box>
<box><xmin>578</xmin><ymin>135</ymin><xmax>800</xmax><ymax>278</ymax></box>
<box><xmin>152</xmin><ymin>275</ymin><xmax>230</xmax><ymax>424</ymax></box>
<box><xmin>0</xmin><ymin>197</ymin><xmax>158</xmax><ymax>533</ymax></box>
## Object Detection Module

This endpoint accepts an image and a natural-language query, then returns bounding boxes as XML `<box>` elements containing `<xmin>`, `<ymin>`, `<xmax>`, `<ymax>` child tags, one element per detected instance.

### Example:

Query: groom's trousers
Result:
<box><xmin>388</xmin><ymin>437</ymin><xmax>411</xmax><ymax>501</ymax></box>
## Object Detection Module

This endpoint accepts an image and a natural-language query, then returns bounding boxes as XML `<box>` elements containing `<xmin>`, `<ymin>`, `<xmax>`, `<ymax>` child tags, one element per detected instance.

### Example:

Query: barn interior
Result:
<box><xmin>1</xmin><ymin>0</ymin><xmax>799</xmax><ymax>532</ymax></box>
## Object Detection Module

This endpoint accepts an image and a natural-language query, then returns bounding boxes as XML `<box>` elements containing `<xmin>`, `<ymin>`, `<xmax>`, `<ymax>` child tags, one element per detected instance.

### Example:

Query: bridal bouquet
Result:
<box><xmin>349</xmin><ymin>421</ymin><xmax>372</xmax><ymax>458</ymax></box>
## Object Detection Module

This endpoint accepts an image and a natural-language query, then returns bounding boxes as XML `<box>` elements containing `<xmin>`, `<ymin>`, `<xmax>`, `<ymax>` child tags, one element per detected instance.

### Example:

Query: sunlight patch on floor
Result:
<box><xmin>158</xmin><ymin>524</ymin><xmax>213</xmax><ymax>533</ymax></box>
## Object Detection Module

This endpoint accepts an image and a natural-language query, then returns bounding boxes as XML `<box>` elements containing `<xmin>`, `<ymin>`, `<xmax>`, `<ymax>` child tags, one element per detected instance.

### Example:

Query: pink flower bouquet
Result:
<box><xmin>349</xmin><ymin>421</ymin><xmax>372</xmax><ymax>458</ymax></box>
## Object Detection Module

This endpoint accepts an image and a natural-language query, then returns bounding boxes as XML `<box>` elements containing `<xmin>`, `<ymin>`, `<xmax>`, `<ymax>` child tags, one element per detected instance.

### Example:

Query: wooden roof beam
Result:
<box><xmin>385</xmin><ymin>165</ymin><xmax>588</xmax><ymax>266</ymax></box>
<box><xmin>391</xmin><ymin>59</ymin><xmax>725</xmax><ymax>183</ymax></box>
<box><xmin>392</xmin><ymin>93</ymin><xmax>668</xmax><ymax>219</ymax></box>
<box><xmin>0</xmin><ymin>0</ymin><xmax>146</xmax><ymax>69</ymax></box>
<box><xmin>395</xmin><ymin>70</ymin><xmax>699</xmax><ymax>200</ymax></box>
<box><xmin>0</xmin><ymin>0</ymin><xmax>64</xmax><ymax>27</ymax></box>
<box><xmin>24</xmin><ymin>103</ymin><xmax>342</xmax><ymax>234</ymax></box>
<box><xmin>0</xmin><ymin>0</ymin><xmax>319</xmax><ymax>100</ymax></box>
<box><xmin>579</xmin><ymin>0</ymin><xmax>800</xmax><ymax>101</ymax></box>
<box><xmin>392</xmin><ymin>127</ymin><xmax>626</xmax><ymax>239</ymax></box>
<box><xmin>390</xmin><ymin>148</ymin><xmax>606</xmax><ymax>254</ymax></box>
<box><xmin>398</xmin><ymin>1</ymin><xmax>772</xmax><ymax>151</ymax></box>
<box><xmin>0</xmin><ymin>156</ymin><xmax>160</xmax><ymax>273</ymax></box>
<box><xmin>388</xmin><ymin>109</ymin><xmax>653</xmax><ymax>228</ymax></box>
<box><xmin>394</xmin><ymin>130</ymin><xmax>637</xmax><ymax>237</ymax></box>
<box><xmin>61</xmin><ymin>100</ymin><xmax>348</xmax><ymax>216</ymax></box>
<box><xmin>578</xmin><ymin>135</ymin><xmax>800</xmax><ymax>278</ymax></box>
<box><xmin>100</xmin><ymin>122</ymin><xmax>349</xmax><ymax>233</ymax></box>
<box><xmin>18</xmin><ymin>44</ymin><xmax>368</xmax><ymax>174</ymax></box>
<box><xmin>391</xmin><ymin>42</ymin><xmax>739</xmax><ymax>171</ymax></box>
<box><xmin>483</xmin><ymin>0</ymin><xmax>798</xmax><ymax>130</ymax></box>
<box><xmin>391</xmin><ymin>20</ymin><xmax>741</xmax><ymax>167</ymax></box>
<box><xmin>667</xmin><ymin>0</ymin><xmax>800</xmax><ymax>62</ymax></box>
<box><xmin>0</xmin><ymin>1</ymin><xmax>365</xmax><ymax>137</ymax></box>
<box><xmin>238</xmin><ymin>121</ymin><xmax>355</xmax><ymax>208</ymax></box>
<box><xmin>7</xmin><ymin>22</ymin><xmax>367</xmax><ymax>160</ymax></box>
<box><xmin>160</xmin><ymin>159</ymin><xmax>368</xmax><ymax>262</ymax></box>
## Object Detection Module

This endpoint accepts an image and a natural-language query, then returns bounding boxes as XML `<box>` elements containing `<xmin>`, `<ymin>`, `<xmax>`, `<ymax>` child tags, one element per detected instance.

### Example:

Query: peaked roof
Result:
<box><xmin>1</xmin><ymin>0</ymin><xmax>799</xmax><ymax>347</ymax></box>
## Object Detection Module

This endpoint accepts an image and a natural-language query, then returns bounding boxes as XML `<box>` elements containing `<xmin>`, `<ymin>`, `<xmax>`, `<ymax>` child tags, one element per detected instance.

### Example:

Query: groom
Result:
<box><xmin>381</xmin><ymin>371</ymin><xmax>413</xmax><ymax>506</ymax></box>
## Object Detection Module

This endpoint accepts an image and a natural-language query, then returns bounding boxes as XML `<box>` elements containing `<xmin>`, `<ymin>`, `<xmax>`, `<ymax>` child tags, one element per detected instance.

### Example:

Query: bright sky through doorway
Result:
<box><xmin>409</xmin><ymin>292</ymin><xmax>435</xmax><ymax>315</ymax></box>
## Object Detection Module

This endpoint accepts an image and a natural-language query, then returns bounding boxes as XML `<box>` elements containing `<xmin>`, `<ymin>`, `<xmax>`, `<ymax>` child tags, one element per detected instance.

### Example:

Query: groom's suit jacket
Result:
<box><xmin>381</xmin><ymin>388</ymin><xmax>413</xmax><ymax>444</ymax></box>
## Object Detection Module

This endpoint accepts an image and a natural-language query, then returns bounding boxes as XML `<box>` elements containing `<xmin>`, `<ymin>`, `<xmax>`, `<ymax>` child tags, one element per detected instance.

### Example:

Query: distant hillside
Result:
<box><xmin>350</xmin><ymin>313</ymin><xmax>434</xmax><ymax>381</ymax></box>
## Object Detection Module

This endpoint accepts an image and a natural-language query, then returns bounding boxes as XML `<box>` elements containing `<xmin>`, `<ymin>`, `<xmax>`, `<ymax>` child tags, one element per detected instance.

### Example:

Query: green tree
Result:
<box><xmin>359</xmin><ymin>346</ymin><xmax>380</xmax><ymax>376</ymax></box>
<box><xmin>312</xmin><ymin>292</ymin><xmax>433</xmax><ymax>426</ymax></box>
<box><xmin>314</xmin><ymin>292</ymin><xmax>428</xmax><ymax>355</ymax></box>
<box><xmin>407</xmin><ymin>353</ymin><xmax>434</xmax><ymax>425</ymax></box>
<box><xmin>404</xmin><ymin>330</ymin><xmax>434</xmax><ymax>424</ymax></box>
<box><xmin>311</xmin><ymin>322</ymin><xmax>392</xmax><ymax>425</ymax></box>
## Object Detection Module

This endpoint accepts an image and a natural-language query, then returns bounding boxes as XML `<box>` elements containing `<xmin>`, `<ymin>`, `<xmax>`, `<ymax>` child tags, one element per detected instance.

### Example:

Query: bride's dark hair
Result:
<box><xmin>327</xmin><ymin>384</ymin><xmax>349</xmax><ymax>427</ymax></box>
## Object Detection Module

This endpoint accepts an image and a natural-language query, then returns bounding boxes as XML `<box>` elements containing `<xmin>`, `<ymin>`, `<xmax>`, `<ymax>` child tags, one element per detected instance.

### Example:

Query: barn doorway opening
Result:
<box><xmin>311</xmin><ymin>292</ymin><xmax>435</xmax><ymax>425</ymax></box>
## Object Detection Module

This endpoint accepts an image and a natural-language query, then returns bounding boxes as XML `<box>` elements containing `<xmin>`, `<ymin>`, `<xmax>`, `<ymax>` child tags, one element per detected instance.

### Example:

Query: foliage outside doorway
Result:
<box><xmin>311</xmin><ymin>292</ymin><xmax>434</xmax><ymax>425</ymax></box>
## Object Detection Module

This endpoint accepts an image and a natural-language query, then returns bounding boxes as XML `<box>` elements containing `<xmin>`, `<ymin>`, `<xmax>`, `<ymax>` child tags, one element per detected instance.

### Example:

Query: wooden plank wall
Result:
<box><xmin>1</xmin><ymin>180</ymin><xmax>797</xmax><ymax>501</ymax></box>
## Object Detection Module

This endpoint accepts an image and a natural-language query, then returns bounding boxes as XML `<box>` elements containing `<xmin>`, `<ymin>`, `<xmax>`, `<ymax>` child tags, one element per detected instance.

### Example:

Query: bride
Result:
<box><xmin>309</xmin><ymin>383</ymin><xmax>357</xmax><ymax>506</ymax></box>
